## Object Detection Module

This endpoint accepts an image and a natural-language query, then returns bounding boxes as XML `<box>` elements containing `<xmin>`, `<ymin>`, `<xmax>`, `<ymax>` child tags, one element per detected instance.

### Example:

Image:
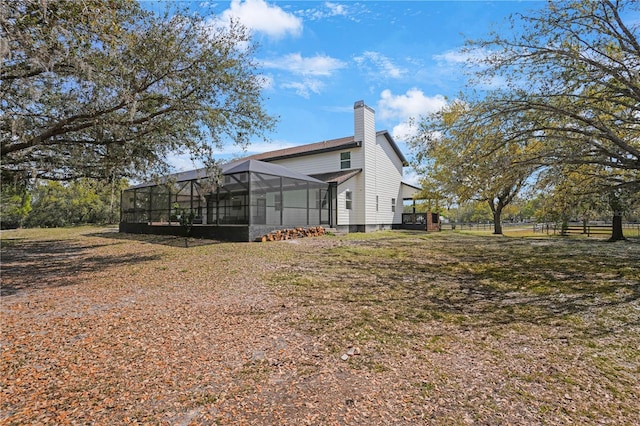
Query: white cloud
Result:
<box><xmin>325</xmin><ymin>2</ymin><xmax>347</xmax><ymax>17</ymax></box>
<box><xmin>257</xmin><ymin>74</ymin><xmax>274</xmax><ymax>90</ymax></box>
<box><xmin>298</xmin><ymin>1</ymin><xmax>356</xmax><ymax>21</ymax></box>
<box><xmin>391</xmin><ymin>120</ymin><xmax>418</xmax><ymax>143</ymax></box>
<box><xmin>378</xmin><ymin>88</ymin><xmax>447</xmax><ymax>121</ymax></box>
<box><xmin>168</xmin><ymin>152</ymin><xmax>203</xmax><ymax>172</ymax></box>
<box><xmin>262</xmin><ymin>53</ymin><xmax>346</xmax><ymax>76</ymax></box>
<box><xmin>243</xmin><ymin>139</ymin><xmax>300</xmax><ymax>154</ymax></box>
<box><xmin>377</xmin><ymin>88</ymin><xmax>449</xmax><ymax>144</ymax></box>
<box><xmin>354</xmin><ymin>51</ymin><xmax>406</xmax><ymax>79</ymax></box>
<box><xmin>219</xmin><ymin>0</ymin><xmax>302</xmax><ymax>39</ymax></box>
<box><xmin>433</xmin><ymin>47</ymin><xmax>495</xmax><ymax>66</ymax></box>
<box><xmin>262</xmin><ymin>53</ymin><xmax>345</xmax><ymax>97</ymax></box>
<box><xmin>281</xmin><ymin>79</ymin><xmax>324</xmax><ymax>98</ymax></box>
<box><xmin>402</xmin><ymin>168</ymin><xmax>422</xmax><ymax>187</ymax></box>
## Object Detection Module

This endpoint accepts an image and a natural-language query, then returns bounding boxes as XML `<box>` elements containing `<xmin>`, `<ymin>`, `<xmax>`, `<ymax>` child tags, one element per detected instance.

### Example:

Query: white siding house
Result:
<box><xmin>245</xmin><ymin>100</ymin><xmax>417</xmax><ymax>232</ymax></box>
<box><xmin>120</xmin><ymin>100</ymin><xmax>422</xmax><ymax>240</ymax></box>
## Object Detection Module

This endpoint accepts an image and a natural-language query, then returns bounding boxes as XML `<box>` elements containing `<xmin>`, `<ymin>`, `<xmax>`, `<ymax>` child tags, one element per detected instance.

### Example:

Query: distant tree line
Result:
<box><xmin>1</xmin><ymin>178</ymin><xmax>128</xmax><ymax>229</ymax></box>
<box><xmin>406</xmin><ymin>196</ymin><xmax>640</xmax><ymax>226</ymax></box>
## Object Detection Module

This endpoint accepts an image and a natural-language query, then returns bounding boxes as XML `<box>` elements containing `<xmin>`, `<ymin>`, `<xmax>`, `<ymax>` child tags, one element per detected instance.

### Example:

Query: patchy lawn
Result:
<box><xmin>1</xmin><ymin>227</ymin><xmax>639</xmax><ymax>425</ymax></box>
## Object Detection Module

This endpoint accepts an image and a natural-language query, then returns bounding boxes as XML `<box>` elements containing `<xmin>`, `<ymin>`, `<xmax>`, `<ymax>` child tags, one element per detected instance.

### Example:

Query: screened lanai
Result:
<box><xmin>120</xmin><ymin>160</ymin><xmax>330</xmax><ymax>241</ymax></box>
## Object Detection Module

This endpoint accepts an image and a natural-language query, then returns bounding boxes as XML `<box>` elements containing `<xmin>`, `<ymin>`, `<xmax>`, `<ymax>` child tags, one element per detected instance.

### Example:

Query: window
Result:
<box><xmin>391</xmin><ymin>198</ymin><xmax>396</xmax><ymax>212</ymax></box>
<box><xmin>340</xmin><ymin>152</ymin><xmax>351</xmax><ymax>169</ymax></box>
<box><xmin>345</xmin><ymin>190</ymin><xmax>352</xmax><ymax>210</ymax></box>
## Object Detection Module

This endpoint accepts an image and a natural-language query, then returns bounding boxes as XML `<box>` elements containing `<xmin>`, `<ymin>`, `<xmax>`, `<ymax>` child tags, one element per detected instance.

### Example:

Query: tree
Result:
<box><xmin>467</xmin><ymin>0</ymin><xmax>640</xmax><ymax>240</ymax></box>
<box><xmin>411</xmin><ymin>99</ymin><xmax>537</xmax><ymax>234</ymax></box>
<box><xmin>173</xmin><ymin>202</ymin><xmax>195</xmax><ymax>247</ymax></box>
<box><xmin>24</xmin><ymin>178</ymin><xmax>127</xmax><ymax>227</ymax></box>
<box><xmin>0</xmin><ymin>174</ymin><xmax>31</xmax><ymax>229</ymax></box>
<box><xmin>1</xmin><ymin>0</ymin><xmax>276</xmax><ymax>182</ymax></box>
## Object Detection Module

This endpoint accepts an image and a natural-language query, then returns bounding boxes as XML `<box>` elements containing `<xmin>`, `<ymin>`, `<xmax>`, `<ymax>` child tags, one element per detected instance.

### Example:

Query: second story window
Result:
<box><xmin>340</xmin><ymin>152</ymin><xmax>351</xmax><ymax>169</ymax></box>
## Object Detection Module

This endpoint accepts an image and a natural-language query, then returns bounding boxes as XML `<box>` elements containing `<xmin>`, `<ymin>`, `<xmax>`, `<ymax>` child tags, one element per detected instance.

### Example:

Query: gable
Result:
<box><xmin>377</xmin><ymin>131</ymin><xmax>408</xmax><ymax>166</ymax></box>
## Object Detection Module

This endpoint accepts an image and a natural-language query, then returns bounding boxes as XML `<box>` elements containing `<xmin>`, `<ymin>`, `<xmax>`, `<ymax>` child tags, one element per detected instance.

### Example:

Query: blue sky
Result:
<box><xmin>157</xmin><ymin>0</ymin><xmax>545</xmax><ymax>183</ymax></box>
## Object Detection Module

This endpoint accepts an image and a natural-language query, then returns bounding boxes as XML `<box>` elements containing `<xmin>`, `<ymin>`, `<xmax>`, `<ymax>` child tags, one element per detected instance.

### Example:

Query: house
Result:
<box><xmin>119</xmin><ymin>100</ymin><xmax>422</xmax><ymax>241</ymax></box>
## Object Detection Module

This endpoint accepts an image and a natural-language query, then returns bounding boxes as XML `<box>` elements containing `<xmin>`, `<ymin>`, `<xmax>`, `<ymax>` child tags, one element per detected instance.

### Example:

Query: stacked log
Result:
<box><xmin>255</xmin><ymin>226</ymin><xmax>325</xmax><ymax>242</ymax></box>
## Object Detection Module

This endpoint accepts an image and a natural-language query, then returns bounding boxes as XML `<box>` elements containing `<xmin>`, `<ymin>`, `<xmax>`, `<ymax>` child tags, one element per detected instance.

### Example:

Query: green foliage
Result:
<box><xmin>468</xmin><ymin>0</ymin><xmax>640</xmax><ymax>192</ymax></box>
<box><xmin>24</xmin><ymin>179</ymin><xmax>127</xmax><ymax>227</ymax></box>
<box><xmin>412</xmin><ymin>1</ymin><xmax>639</xmax><ymax>236</ymax></box>
<box><xmin>172</xmin><ymin>202</ymin><xmax>195</xmax><ymax>235</ymax></box>
<box><xmin>410</xmin><ymin>98</ymin><xmax>537</xmax><ymax>234</ymax></box>
<box><xmin>456</xmin><ymin>201</ymin><xmax>492</xmax><ymax>223</ymax></box>
<box><xmin>0</xmin><ymin>181</ymin><xmax>31</xmax><ymax>229</ymax></box>
<box><xmin>1</xmin><ymin>0</ymin><xmax>276</xmax><ymax>182</ymax></box>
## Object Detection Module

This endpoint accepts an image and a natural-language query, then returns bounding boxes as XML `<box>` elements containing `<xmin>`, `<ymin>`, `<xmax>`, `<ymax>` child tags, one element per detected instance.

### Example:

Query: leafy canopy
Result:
<box><xmin>1</xmin><ymin>0</ymin><xmax>276</xmax><ymax>181</ymax></box>
<box><xmin>467</xmin><ymin>0</ymin><xmax>640</xmax><ymax>191</ymax></box>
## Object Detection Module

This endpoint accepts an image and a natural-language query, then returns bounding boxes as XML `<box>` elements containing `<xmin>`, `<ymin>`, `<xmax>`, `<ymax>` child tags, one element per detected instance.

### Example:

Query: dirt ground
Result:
<box><xmin>1</xmin><ymin>227</ymin><xmax>639</xmax><ymax>425</ymax></box>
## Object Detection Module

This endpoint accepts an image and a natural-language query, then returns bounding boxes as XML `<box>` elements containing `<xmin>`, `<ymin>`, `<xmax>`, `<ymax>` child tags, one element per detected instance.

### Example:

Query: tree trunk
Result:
<box><xmin>560</xmin><ymin>216</ymin><xmax>569</xmax><ymax>236</ymax></box>
<box><xmin>492</xmin><ymin>208</ymin><xmax>503</xmax><ymax>234</ymax></box>
<box><xmin>109</xmin><ymin>179</ymin><xmax>116</xmax><ymax>224</ymax></box>
<box><xmin>609</xmin><ymin>212</ymin><xmax>625</xmax><ymax>242</ymax></box>
<box><xmin>488</xmin><ymin>199</ymin><xmax>503</xmax><ymax>235</ymax></box>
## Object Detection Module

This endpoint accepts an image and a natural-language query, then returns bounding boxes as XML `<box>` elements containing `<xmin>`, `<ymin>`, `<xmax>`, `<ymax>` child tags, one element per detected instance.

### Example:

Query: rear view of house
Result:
<box><xmin>120</xmin><ymin>101</ymin><xmax>421</xmax><ymax>241</ymax></box>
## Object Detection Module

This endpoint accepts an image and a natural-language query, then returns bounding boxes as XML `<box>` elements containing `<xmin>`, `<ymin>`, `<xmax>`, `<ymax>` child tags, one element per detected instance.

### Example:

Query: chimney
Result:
<box><xmin>354</xmin><ymin>100</ymin><xmax>375</xmax><ymax>146</ymax></box>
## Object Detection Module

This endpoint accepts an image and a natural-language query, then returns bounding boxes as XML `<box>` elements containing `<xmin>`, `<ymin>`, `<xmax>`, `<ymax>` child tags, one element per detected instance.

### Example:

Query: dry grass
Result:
<box><xmin>1</xmin><ymin>227</ymin><xmax>639</xmax><ymax>424</ymax></box>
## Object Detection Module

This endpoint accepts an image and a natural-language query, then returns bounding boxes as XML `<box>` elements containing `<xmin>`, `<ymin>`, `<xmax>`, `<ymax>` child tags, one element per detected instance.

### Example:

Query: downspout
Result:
<box><xmin>279</xmin><ymin>177</ymin><xmax>283</xmax><ymax>226</ymax></box>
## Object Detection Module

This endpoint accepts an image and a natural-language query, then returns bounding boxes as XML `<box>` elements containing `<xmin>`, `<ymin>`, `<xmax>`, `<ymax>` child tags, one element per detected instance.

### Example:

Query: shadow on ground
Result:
<box><xmin>275</xmin><ymin>232</ymin><xmax>640</xmax><ymax>339</ymax></box>
<box><xmin>89</xmin><ymin>231</ymin><xmax>224</xmax><ymax>248</ymax></box>
<box><xmin>0</xmin><ymin>239</ymin><xmax>161</xmax><ymax>296</ymax></box>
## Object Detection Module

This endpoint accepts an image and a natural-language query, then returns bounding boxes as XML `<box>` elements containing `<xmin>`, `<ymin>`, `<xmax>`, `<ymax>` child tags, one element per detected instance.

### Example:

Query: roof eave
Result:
<box><xmin>378</xmin><ymin>131</ymin><xmax>409</xmax><ymax>166</ymax></box>
<box><xmin>258</xmin><ymin>140</ymin><xmax>361</xmax><ymax>162</ymax></box>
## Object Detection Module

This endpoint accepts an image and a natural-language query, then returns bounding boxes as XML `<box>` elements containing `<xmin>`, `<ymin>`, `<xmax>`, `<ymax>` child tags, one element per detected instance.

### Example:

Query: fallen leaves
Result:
<box><xmin>1</xmin><ymin>227</ymin><xmax>639</xmax><ymax>424</ymax></box>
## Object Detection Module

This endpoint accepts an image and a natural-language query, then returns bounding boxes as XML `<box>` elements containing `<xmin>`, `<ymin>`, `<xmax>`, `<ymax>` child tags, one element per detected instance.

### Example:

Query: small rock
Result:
<box><xmin>341</xmin><ymin>354</ymin><xmax>349</xmax><ymax>361</ymax></box>
<box><xmin>347</xmin><ymin>347</ymin><xmax>361</xmax><ymax>356</ymax></box>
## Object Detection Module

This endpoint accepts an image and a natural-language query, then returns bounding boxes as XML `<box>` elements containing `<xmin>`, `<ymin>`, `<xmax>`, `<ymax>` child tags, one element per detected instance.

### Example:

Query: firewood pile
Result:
<box><xmin>255</xmin><ymin>226</ymin><xmax>326</xmax><ymax>242</ymax></box>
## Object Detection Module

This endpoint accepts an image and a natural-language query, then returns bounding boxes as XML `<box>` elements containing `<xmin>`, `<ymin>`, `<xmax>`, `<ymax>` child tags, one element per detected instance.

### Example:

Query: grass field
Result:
<box><xmin>1</xmin><ymin>227</ymin><xmax>639</xmax><ymax>424</ymax></box>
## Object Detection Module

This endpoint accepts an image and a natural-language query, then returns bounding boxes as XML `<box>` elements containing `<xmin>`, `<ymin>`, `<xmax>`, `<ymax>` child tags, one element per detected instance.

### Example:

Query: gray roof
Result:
<box><xmin>127</xmin><ymin>159</ymin><xmax>326</xmax><ymax>189</ymax></box>
<box><xmin>224</xmin><ymin>159</ymin><xmax>327</xmax><ymax>184</ymax></box>
<box><xmin>242</xmin><ymin>131</ymin><xmax>408</xmax><ymax>166</ymax></box>
<box><xmin>309</xmin><ymin>169</ymin><xmax>362</xmax><ymax>185</ymax></box>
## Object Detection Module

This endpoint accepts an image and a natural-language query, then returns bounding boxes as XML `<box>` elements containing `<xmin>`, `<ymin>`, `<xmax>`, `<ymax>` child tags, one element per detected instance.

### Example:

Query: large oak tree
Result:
<box><xmin>1</xmin><ymin>0</ymin><xmax>276</xmax><ymax>182</ymax></box>
<box><xmin>468</xmin><ymin>0</ymin><xmax>639</xmax><ymax>240</ymax></box>
<box><xmin>411</xmin><ymin>99</ymin><xmax>538</xmax><ymax>235</ymax></box>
